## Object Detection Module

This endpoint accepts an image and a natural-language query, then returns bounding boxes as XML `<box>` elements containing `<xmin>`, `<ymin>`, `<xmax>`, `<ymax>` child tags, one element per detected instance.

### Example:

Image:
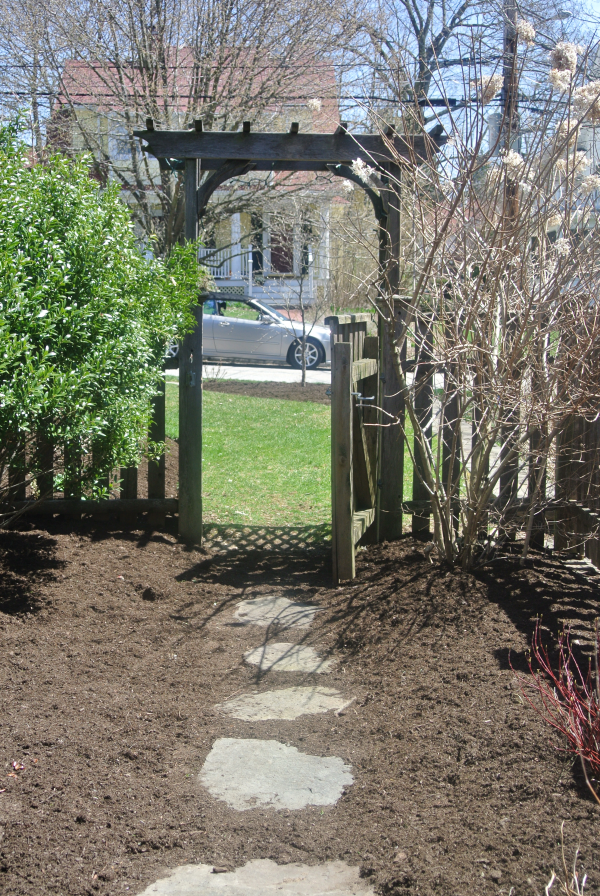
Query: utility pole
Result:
<box><xmin>502</xmin><ymin>0</ymin><xmax>520</xmax><ymax>220</ymax></box>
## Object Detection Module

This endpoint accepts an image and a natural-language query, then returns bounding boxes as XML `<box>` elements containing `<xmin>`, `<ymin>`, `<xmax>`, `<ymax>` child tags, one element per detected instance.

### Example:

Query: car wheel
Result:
<box><xmin>288</xmin><ymin>337</ymin><xmax>322</xmax><ymax>370</ymax></box>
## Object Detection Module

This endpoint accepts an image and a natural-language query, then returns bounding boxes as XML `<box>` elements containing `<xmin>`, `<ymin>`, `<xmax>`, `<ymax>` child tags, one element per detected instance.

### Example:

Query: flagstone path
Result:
<box><xmin>137</xmin><ymin>859</ymin><xmax>374</xmax><ymax>895</ymax></box>
<box><xmin>140</xmin><ymin>596</ymin><xmax>369</xmax><ymax>895</ymax></box>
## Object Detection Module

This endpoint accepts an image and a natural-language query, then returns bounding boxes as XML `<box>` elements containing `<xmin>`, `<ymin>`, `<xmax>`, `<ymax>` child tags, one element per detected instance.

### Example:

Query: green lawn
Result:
<box><xmin>164</xmin><ymin>381</ymin><xmax>416</xmax><ymax>527</ymax></box>
<box><xmin>165</xmin><ymin>383</ymin><xmax>331</xmax><ymax>526</ymax></box>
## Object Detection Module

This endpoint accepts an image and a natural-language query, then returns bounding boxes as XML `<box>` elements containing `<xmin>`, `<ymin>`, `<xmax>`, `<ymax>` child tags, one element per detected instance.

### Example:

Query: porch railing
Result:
<box><xmin>198</xmin><ymin>245</ymin><xmax>249</xmax><ymax>278</ymax></box>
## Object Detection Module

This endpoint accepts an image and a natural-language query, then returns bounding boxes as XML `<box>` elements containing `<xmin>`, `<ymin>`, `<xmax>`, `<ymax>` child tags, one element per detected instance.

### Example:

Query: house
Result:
<box><xmin>51</xmin><ymin>53</ymin><xmax>357</xmax><ymax>311</ymax></box>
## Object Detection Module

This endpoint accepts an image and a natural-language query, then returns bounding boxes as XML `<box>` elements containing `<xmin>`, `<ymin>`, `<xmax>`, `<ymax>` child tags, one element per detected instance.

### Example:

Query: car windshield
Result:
<box><xmin>204</xmin><ymin>298</ymin><xmax>288</xmax><ymax>321</ymax></box>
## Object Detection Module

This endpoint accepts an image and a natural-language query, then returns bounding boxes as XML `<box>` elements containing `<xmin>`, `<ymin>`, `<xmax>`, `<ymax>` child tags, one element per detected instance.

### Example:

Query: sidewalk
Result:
<box><xmin>166</xmin><ymin>363</ymin><xmax>331</xmax><ymax>385</ymax></box>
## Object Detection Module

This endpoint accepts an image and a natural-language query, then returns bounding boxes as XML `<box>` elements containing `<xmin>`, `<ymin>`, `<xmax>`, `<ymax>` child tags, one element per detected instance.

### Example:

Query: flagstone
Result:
<box><xmin>136</xmin><ymin>858</ymin><xmax>375</xmax><ymax>895</ymax></box>
<box><xmin>199</xmin><ymin>738</ymin><xmax>353</xmax><ymax>811</ymax></box>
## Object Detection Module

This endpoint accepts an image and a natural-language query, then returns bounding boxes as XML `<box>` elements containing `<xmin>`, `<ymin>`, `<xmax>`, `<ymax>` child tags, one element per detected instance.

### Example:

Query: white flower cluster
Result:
<box><xmin>501</xmin><ymin>148</ymin><xmax>525</xmax><ymax>177</ymax></box>
<box><xmin>555</xmin><ymin>120</ymin><xmax>578</xmax><ymax>147</ymax></box>
<box><xmin>555</xmin><ymin>151</ymin><xmax>589</xmax><ymax>175</ymax></box>
<box><xmin>471</xmin><ymin>73</ymin><xmax>503</xmax><ymax>105</ymax></box>
<box><xmin>548</xmin><ymin>41</ymin><xmax>581</xmax><ymax>92</ymax></box>
<box><xmin>351</xmin><ymin>158</ymin><xmax>375</xmax><ymax>183</ymax></box>
<box><xmin>554</xmin><ymin>237</ymin><xmax>571</xmax><ymax>258</ymax></box>
<box><xmin>307</xmin><ymin>98</ymin><xmax>322</xmax><ymax>112</ymax></box>
<box><xmin>550</xmin><ymin>42</ymin><xmax>580</xmax><ymax>74</ymax></box>
<box><xmin>546</xmin><ymin>214</ymin><xmax>562</xmax><ymax>229</ymax></box>
<box><xmin>516</xmin><ymin>19</ymin><xmax>536</xmax><ymax>47</ymax></box>
<box><xmin>341</xmin><ymin>179</ymin><xmax>354</xmax><ymax>193</ymax></box>
<box><xmin>549</xmin><ymin>68</ymin><xmax>573</xmax><ymax>92</ymax></box>
<box><xmin>573</xmin><ymin>81</ymin><xmax>600</xmax><ymax>122</ymax></box>
<box><xmin>579</xmin><ymin>174</ymin><xmax>600</xmax><ymax>196</ymax></box>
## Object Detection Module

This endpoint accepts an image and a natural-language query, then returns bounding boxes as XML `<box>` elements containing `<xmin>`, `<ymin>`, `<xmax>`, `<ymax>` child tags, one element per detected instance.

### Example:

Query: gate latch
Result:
<box><xmin>352</xmin><ymin>391</ymin><xmax>375</xmax><ymax>407</ymax></box>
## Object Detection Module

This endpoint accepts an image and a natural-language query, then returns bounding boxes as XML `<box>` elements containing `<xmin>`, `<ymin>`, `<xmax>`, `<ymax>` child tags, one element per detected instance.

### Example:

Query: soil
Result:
<box><xmin>202</xmin><ymin>378</ymin><xmax>331</xmax><ymax>405</ymax></box>
<box><xmin>1</xmin><ymin>521</ymin><xmax>600</xmax><ymax>896</ymax></box>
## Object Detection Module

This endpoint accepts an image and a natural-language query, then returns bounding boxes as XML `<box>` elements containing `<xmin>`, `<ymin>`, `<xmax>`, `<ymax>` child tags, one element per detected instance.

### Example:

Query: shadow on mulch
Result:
<box><xmin>0</xmin><ymin>527</ymin><xmax>63</xmax><ymax>615</ymax></box>
<box><xmin>1</xmin><ymin>521</ymin><xmax>600</xmax><ymax>896</ymax></box>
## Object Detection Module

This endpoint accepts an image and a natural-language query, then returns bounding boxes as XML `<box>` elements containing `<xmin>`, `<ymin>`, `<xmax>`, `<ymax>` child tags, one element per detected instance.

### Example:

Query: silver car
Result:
<box><xmin>202</xmin><ymin>297</ymin><xmax>331</xmax><ymax>369</ymax></box>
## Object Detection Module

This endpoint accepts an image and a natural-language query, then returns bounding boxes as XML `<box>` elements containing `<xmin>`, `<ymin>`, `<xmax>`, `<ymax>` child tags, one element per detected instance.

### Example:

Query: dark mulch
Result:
<box><xmin>0</xmin><ymin>526</ymin><xmax>599</xmax><ymax>896</ymax></box>
<box><xmin>202</xmin><ymin>378</ymin><xmax>331</xmax><ymax>405</ymax></box>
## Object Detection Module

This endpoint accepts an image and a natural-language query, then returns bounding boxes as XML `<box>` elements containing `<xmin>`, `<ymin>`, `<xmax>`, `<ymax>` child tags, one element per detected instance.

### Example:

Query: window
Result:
<box><xmin>270</xmin><ymin>228</ymin><xmax>293</xmax><ymax>274</ymax></box>
<box><xmin>109</xmin><ymin>125</ymin><xmax>131</xmax><ymax>161</ymax></box>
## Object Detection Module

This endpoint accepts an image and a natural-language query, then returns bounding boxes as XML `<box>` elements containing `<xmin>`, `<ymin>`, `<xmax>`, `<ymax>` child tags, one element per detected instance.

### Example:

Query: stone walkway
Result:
<box><xmin>138</xmin><ymin>597</ymin><xmax>371</xmax><ymax>895</ymax></box>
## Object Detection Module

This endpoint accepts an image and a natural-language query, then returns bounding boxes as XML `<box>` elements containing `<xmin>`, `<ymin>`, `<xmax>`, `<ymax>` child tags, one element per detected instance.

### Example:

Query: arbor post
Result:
<box><xmin>378</xmin><ymin>163</ymin><xmax>405</xmax><ymax>541</ymax></box>
<box><xmin>179</xmin><ymin>159</ymin><xmax>203</xmax><ymax>544</ymax></box>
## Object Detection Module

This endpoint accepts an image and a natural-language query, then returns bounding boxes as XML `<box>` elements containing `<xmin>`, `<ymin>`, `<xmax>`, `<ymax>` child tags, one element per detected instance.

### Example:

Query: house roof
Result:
<box><xmin>56</xmin><ymin>51</ymin><xmax>340</xmax><ymax>133</ymax></box>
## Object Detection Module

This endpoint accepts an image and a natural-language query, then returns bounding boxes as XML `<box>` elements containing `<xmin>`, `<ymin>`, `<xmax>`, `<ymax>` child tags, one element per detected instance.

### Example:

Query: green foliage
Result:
<box><xmin>0</xmin><ymin>122</ymin><xmax>209</xmax><ymax>502</ymax></box>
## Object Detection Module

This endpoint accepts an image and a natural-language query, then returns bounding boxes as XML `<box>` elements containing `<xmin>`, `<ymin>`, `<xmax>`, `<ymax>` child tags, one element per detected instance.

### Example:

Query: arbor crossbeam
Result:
<box><xmin>133</xmin><ymin>128</ymin><xmax>443</xmax><ymax>170</ymax></box>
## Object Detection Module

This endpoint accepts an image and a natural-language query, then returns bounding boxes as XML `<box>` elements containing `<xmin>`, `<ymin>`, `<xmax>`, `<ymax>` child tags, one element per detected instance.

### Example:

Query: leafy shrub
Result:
<box><xmin>0</xmin><ymin>121</ymin><xmax>208</xmax><ymax>509</ymax></box>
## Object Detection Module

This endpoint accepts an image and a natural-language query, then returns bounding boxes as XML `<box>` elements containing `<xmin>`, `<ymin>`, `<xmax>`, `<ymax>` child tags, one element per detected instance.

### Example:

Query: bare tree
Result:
<box><xmin>336</xmin><ymin>0</ymin><xmax>589</xmax><ymax>132</ymax></box>
<box><xmin>0</xmin><ymin>0</ymin><xmax>343</xmax><ymax>253</ymax></box>
<box><xmin>342</xmin><ymin>23</ymin><xmax>600</xmax><ymax>568</ymax></box>
<box><xmin>257</xmin><ymin>193</ymin><xmax>335</xmax><ymax>385</ymax></box>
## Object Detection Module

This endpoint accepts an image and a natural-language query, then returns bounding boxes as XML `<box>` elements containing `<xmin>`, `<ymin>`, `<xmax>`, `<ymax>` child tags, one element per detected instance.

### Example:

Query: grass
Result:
<box><xmin>165</xmin><ymin>382</ymin><xmax>331</xmax><ymax>526</ymax></box>
<box><xmin>164</xmin><ymin>380</ymin><xmax>420</xmax><ymax>527</ymax></box>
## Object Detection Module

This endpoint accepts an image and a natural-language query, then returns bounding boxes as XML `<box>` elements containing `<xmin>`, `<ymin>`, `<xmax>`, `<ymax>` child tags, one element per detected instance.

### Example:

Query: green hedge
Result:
<box><xmin>0</xmin><ymin>121</ymin><xmax>208</xmax><ymax>501</ymax></box>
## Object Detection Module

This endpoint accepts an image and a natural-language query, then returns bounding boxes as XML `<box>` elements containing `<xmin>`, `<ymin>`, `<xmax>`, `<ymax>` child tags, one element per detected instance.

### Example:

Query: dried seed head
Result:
<box><xmin>549</xmin><ymin>69</ymin><xmax>573</xmax><ymax>92</ymax></box>
<box><xmin>579</xmin><ymin>174</ymin><xmax>600</xmax><ymax>196</ymax></box>
<box><xmin>501</xmin><ymin>148</ymin><xmax>525</xmax><ymax>177</ymax></box>
<box><xmin>555</xmin><ymin>121</ymin><xmax>579</xmax><ymax>147</ymax></box>
<box><xmin>550</xmin><ymin>42</ymin><xmax>580</xmax><ymax>74</ymax></box>
<box><xmin>471</xmin><ymin>73</ymin><xmax>503</xmax><ymax>105</ymax></box>
<box><xmin>516</xmin><ymin>19</ymin><xmax>536</xmax><ymax>47</ymax></box>
<box><xmin>307</xmin><ymin>98</ymin><xmax>322</xmax><ymax>112</ymax></box>
<box><xmin>573</xmin><ymin>82</ymin><xmax>600</xmax><ymax>122</ymax></box>
<box><xmin>351</xmin><ymin>158</ymin><xmax>375</xmax><ymax>183</ymax></box>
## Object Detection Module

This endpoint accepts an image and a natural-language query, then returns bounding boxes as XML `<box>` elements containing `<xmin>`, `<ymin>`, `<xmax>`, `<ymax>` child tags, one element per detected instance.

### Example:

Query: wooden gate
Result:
<box><xmin>327</xmin><ymin>314</ymin><xmax>380</xmax><ymax>583</ymax></box>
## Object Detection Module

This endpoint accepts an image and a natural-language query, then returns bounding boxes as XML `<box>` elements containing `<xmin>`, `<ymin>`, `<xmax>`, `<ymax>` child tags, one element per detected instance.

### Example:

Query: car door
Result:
<box><xmin>212</xmin><ymin>304</ymin><xmax>283</xmax><ymax>359</ymax></box>
<box><xmin>201</xmin><ymin>302</ymin><xmax>217</xmax><ymax>357</ymax></box>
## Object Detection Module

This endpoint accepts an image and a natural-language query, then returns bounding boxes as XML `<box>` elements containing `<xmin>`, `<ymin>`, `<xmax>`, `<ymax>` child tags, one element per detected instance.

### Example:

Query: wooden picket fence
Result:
<box><xmin>3</xmin><ymin>376</ymin><xmax>177</xmax><ymax>526</ymax></box>
<box><xmin>326</xmin><ymin>310</ymin><xmax>600</xmax><ymax>581</ymax></box>
<box><xmin>5</xmin><ymin>306</ymin><xmax>600</xmax><ymax>582</ymax></box>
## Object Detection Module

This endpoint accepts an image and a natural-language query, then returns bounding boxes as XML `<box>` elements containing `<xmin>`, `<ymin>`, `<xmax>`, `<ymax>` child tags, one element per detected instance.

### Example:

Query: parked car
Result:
<box><xmin>167</xmin><ymin>298</ymin><xmax>331</xmax><ymax>369</ymax></box>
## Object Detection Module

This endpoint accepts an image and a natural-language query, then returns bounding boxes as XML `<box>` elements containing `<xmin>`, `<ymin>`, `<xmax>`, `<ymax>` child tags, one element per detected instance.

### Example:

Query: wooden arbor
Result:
<box><xmin>134</xmin><ymin>121</ymin><xmax>444</xmax><ymax>553</ymax></box>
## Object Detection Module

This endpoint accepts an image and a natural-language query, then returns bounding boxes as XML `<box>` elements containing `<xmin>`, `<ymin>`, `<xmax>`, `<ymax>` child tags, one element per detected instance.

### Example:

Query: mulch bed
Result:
<box><xmin>1</xmin><ymin>525</ymin><xmax>600</xmax><ymax>895</ymax></box>
<box><xmin>202</xmin><ymin>378</ymin><xmax>331</xmax><ymax>405</ymax></box>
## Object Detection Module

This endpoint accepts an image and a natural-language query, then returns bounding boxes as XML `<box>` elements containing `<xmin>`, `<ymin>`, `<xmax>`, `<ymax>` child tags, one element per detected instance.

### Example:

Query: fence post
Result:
<box><xmin>179</xmin><ymin>303</ymin><xmax>203</xmax><ymax>544</ymax></box>
<box><xmin>528</xmin><ymin>423</ymin><xmax>547</xmax><ymax>552</ymax></box>
<box><xmin>120</xmin><ymin>465</ymin><xmax>138</xmax><ymax>528</ymax></box>
<box><xmin>8</xmin><ymin>444</ymin><xmax>26</xmax><ymax>502</ymax></box>
<box><xmin>442</xmin><ymin>363</ymin><xmax>461</xmax><ymax>536</ymax></box>
<box><xmin>148</xmin><ymin>376</ymin><xmax>166</xmax><ymax>528</ymax></box>
<box><xmin>63</xmin><ymin>440</ymin><xmax>82</xmax><ymax>520</ymax></box>
<box><xmin>360</xmin><ymin>334</ymin><xmax>379</xmax><ymax>545</ymax></box>
<box><xmin>412</xmin><ymin>316</ymin><xmax>433</xmax><ymax>539</ymax></box>
<box><xmin>471</xmin><ymin>373</ymin><xmax>490</xmax><ymax>539</ymax></box>
<box><xmin>178</xmin><ymin>158</ymin><xmax>203</xmax><ymax>544</ymax></box>
<box><xmin>35</xmin><ymin>430</ymin><xmax>54</xmax><ymax>499</ymax></box>
<box><xmin>555</xmin><ymin>415</ymin><xmax>573</xmax><ymax>552</ymax></box>
<box><xmin>332</xmin><ymin>341</ymin><xmax>354</xmax><ymax>582</ymax></box>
